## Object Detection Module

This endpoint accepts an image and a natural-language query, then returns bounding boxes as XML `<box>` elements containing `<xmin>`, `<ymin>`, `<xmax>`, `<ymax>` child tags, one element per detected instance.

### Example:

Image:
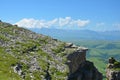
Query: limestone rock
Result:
<box><xmin>67</xmin><ymin>47</ymin><xmax>87</xmax><ymax>74</ymax></box>
<box><xmin>66</xmin><ymin>46</ymin><xmax>102</xmax><ymax>80</ymax></box>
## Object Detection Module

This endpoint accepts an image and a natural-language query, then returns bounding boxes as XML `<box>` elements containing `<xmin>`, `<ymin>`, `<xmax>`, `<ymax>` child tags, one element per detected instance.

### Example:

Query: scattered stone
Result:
<box><xmin>13</xmin><ymin>63</ymin><xmax>25</xmax><ymax>79</ymax></box>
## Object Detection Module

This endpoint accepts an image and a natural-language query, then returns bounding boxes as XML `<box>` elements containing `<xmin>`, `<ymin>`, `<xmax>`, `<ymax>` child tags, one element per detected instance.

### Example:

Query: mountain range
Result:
<box><xmin>29</xmin><ymin>28</ymin><xmax>120</xmax><ymax>41</ymax></box>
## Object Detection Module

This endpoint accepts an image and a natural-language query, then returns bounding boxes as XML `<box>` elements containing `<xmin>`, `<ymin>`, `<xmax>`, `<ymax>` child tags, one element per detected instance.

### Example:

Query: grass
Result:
<box><xmin>87</xmin><ymin>57</ymin><xmax>106</xmax><ymax>75</ymax></box>
<box><xmin>52</xmin><ymin>43</ymin><xmax>65</xmax><ymax>54</ymax></box>
<box><xmin>0</xmin><ymin>47</ymin><xmax>21</xmax><ymax>80</ymax></box>
<box><xmin>0</xmin><ymin>34</ymin><xmax>10</xmax><ymax>41</ymax></box>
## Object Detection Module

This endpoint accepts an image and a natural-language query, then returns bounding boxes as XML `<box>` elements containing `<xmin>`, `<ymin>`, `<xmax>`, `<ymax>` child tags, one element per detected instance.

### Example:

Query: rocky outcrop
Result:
<box><xmin>66</xmin><ymin>44</ymin><xmax>87</xmax><ymax>74</ymax></box>
<box><xmin>65</xmin><ymin>43</ymin><xmax>102</xmax><ymax>80</ymax></box>
<box><xmin>106</xmin><ymin>57</ymin><xmax>120</xmax><ymax>80</ymax></box>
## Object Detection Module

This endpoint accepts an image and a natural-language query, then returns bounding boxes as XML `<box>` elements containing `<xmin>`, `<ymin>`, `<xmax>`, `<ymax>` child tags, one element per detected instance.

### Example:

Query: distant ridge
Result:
<box><xmin>29</xmin><ymin>28</ymin><xmax>120</xmax><ymax>41</ymax></box>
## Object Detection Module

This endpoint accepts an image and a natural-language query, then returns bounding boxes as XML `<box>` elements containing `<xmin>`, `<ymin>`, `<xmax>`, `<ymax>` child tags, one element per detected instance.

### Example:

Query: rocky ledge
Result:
<box><xmin>66</xmin><ymin>43</ymin><xmax>102</xmax><ymax>80</ymax></box>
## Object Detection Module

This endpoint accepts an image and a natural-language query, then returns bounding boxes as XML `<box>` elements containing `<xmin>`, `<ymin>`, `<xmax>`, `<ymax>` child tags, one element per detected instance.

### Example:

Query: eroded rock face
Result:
<box><xmin>67</xmin><ymin>48</ymin><xmax>87</xmax><ymax>74</ymax></box>
<box><xmin>106</xmin><ymin>57</ymin><xmax>120</xmax><ymax>80</ymax></box>
<box><xmin>65</xmin><ymin>43</ymin><xmax>102</xmax><ymax>80</ymax></box>
<box><xmin>68</xmin><ymin>61</ymin><xmax>103</xmax><ymax>80</ymax></box>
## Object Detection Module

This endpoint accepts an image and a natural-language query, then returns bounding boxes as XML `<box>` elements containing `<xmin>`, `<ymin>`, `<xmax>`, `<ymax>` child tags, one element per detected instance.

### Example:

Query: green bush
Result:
<box><xmin>114</xmin><ymin>61</ymin><xmax>120</xmax><ymax>68</ymax></box>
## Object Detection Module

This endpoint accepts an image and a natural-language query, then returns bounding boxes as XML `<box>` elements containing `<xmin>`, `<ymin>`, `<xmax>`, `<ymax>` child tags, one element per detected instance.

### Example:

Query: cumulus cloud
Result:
<box><xmin>15</xmin><ymin>17</ymin><xmax>90</xmax><ymax>29</ymax></box>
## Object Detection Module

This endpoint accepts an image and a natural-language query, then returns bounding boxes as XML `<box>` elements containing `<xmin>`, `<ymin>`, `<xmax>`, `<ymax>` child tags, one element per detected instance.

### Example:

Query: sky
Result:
<box><xmin>0</xmin><ymin>0</ymin><xmax>120</xmax><ymax>31</ymax></box>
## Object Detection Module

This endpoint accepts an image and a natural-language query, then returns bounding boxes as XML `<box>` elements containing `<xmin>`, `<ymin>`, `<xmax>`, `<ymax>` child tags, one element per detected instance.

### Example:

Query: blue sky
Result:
<box><xmin>0</xmin><ymin>0</ymin><xmax>120</xmax><ymax>31</ymax></box>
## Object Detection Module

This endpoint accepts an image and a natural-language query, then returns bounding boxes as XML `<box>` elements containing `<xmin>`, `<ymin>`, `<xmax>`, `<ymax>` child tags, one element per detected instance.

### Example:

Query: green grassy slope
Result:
<box><xmin>0</xmin><ymin>22</ymin><xmax>69</xmax><ymax>80</ymax></box>
<box><xmin>0</xmin><ymin>47</ymin><xmax>21</xmax><ymax>80</ymax></box>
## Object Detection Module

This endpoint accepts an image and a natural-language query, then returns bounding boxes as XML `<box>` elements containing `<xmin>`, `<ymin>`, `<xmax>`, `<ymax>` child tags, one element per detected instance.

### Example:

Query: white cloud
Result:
<box><xmin>15</xmin><ymin>17</ymin><xmax>90</xmax><ymax>29</ymax></box>
<box><xmin>112</xmin><ymin>23</ymin><xmax>120</xmax><ymax>30</ymax></box>
<box><xmin>74</xmin><ymin>20</ymin><xmax>90</xmax><ymax>27</ymax></box>
<box><xmin>96</xmin><ymin>22</ymin><xmax>105</xmax><ymax>27</ymax></box>
<box><xmin>59</xmin><ymin>17</ymin><xmax>71</xmax><ymax>27</ymax></box>
<box><xmin>113</xmin><ymin>23</ymin><xmax>120</xmax><ymax>28</ymax></box>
